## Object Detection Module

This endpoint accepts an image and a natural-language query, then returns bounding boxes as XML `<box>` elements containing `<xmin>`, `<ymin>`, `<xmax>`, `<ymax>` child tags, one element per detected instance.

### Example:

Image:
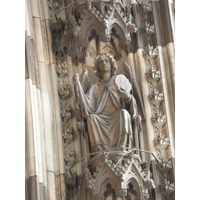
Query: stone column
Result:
<box><xmin>25</xmin><ymin>73</ymin><xmax>39</xmax><ymax>200</ymax></box>
<box><xmin>33</xmin><ymin>15</ymin><xmax>57</xmax><ymax>199</ymax></box>
<box><xmin>26</xmin><ymin>0</ymin><xmax>50</xmax><ymax>195</ymax></box>
<box><xmin>167</xmin><ymin>0</ymin><xmax>175</xmax><ymax>42</ymax></box>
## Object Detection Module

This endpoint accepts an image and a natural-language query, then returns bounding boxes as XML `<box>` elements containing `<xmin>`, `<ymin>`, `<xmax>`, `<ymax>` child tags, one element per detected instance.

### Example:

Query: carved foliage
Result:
<box><xmin>64</xmin><ymin>143</ymin><xmax>77</xmax><ymax>167</ymax></box>
<box><xmin>156</xmin><ymin>159</ymin><xmax>173</xmax><ymax>175</ymax></box>
<box><xmin>158</xmin><ymin>177</ymin><xmax>175</xmax><ymax>200</ymax></box>
<box><xmin>140</xmin><ymin>1</ymin><xmax>170</xmax><ymax>165</ymax></box>
<box><xmin>54</xmin><ymin>51</ymin><xmax>77</xmax><ymax>185</ymax></box>
<box><xmin>62</xmin><ymin>122</ymin><xmax>76</xmax><ymax>144</ymax></box>
<box><xmin>148</xmin><ymin>89</ymin><xmax>164</xmax><ymax>115</ymax></box>
<box><xmin>156</xmin><ymin>159</ymin><xmax>174</xmax><ymax>199</ymax></box>
<box><xmin>151</xmin><ymin>111</ymin><xmax>167</xmax><ymax>136</ymax></box>
<box><xmin>61</xmin><ymin>103</ymin><xmax>74</xmax><ymax>123</ymax></box>
<box><xmin>154</xmin><ymin>134</ymin><xmax>169</xmax><ymax>161</ymax></box>
<box><xmin>142</xmin><ymin>22</ymin><xmax>155</xmax><ymax>42</ymax></box>
<box><xmin>140</xmin><ymin>0</ymin><xmax>152</xmax><ymax>18</ymax></box>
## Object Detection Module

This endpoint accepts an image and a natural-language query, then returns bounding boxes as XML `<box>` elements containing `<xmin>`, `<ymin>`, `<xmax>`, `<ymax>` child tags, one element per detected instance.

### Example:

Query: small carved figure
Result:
<box><xmin>73</xmin><ymin>53</ymin><xmax>145</xmax><ymax>152</ymax></box>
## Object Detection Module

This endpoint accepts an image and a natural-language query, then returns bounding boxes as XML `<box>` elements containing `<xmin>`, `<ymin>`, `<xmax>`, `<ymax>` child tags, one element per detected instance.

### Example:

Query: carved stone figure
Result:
<box><xmin>73</xmin><ymin>53</ymin><xmax>145</xmax><ymax>153</ymax></box>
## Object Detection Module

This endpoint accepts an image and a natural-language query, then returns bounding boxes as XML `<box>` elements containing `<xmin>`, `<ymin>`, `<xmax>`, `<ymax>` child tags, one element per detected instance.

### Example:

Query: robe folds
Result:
<box><xmin>74</xmin><ymin>77</ymin><xmax>137</xmax><ymax>152</ymax></box>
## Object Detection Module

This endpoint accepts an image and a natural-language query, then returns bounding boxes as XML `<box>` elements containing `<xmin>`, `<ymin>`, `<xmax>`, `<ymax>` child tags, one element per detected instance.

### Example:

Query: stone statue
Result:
<box><xmin>73</xmin><ymin>53</ymin><xmax>145</xmax><ymax>152</ymax></box>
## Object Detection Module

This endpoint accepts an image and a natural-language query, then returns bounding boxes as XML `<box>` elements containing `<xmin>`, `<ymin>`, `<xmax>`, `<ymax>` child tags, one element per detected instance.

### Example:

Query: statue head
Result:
<box><xmin>94</xmin><ymin>53</ymin><xmax>117</xmax><ymax>79</ymax></box>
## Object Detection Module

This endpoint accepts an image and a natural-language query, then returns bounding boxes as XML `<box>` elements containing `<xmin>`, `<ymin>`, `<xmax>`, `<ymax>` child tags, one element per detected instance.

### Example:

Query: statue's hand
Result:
<box><xmin>117</xmin><ymin>87</ymin><xmax>131</xmax><ymax>101</ymax></box>
<box><xmin>73</xmin><ymin>73</ymin><xmax>79</xmax><ymax>83</ymax></box>
<box><xmin>133</xmin><ymin>115</ymin><xmax>141</xmax><ymax>124</ymax></box>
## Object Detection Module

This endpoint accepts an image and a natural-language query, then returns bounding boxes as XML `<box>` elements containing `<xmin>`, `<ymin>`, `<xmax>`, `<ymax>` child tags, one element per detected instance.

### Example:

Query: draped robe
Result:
<box><xmin>75</xmin><ymin>76</ymin><xmax>137</xmax><ymax>152</ymax></box>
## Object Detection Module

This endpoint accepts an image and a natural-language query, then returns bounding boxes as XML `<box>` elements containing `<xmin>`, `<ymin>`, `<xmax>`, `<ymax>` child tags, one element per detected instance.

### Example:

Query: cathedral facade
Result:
<box><xmin>25</xmin><ymin>0</ymin><xmax>175</xmax><ymax>199</ymax></box>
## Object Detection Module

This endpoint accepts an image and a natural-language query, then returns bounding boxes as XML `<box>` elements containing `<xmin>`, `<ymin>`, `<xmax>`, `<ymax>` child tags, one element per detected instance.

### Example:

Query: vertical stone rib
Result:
<box><xmin>25</xmin><ymin>0</ymin><xmax>35</xmax><ymax>39</ymax></box>
<box><xmin>34</xmin><ymin>18</ymin><xmax>45</xmax><ymax>62</ymax></box>
<box><xmin>33</xmin><ymin>16</ymin><xmax>57</xmax><ymax>199</ymax></box>
<box><xmin>25</xmin><ymin>78</ymin><xmax>36</xmax><ymax>182</ymax></box>
<box><xmin>167</xmin><ymin>0</ymin><xmax>175</xmax><ymax>42</ymax></box>
<box><xmin>26</xmin><ymin>33</ymin><xmax>42</xmax><ymax>200</ymax></box>
<box><xmin>166</xmin><ymin>42</ymin><xmax>175</xmax><ymax>103</ymax></box>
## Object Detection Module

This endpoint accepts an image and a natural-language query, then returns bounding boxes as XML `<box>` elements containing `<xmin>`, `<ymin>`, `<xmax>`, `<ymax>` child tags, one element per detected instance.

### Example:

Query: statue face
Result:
<box><xmin>98</xmin><ymin>56</ymin><xmax>111</xmax><ymax>74</ymax></box>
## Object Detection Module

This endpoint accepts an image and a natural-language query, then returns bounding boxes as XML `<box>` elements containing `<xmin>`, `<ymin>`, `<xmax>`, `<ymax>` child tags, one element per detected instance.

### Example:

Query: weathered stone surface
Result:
<box><xmin>47</xmin><ymin>172</ymin><xmax>57</xmax><ymax>200</ymax></box>
<box><xmin>33</xmin><ymin>18</ymin><xmax>45</xmax><ymax>62</ymax></box>
<box><xmin>25</xmin><ymin>176</ymin><xmax>39</xmax><ymax>200</ymax></box>
<box><xmin>25</xmin><ymin>79</ymin><xmax>36</xmax><ymax>178</ymax></box>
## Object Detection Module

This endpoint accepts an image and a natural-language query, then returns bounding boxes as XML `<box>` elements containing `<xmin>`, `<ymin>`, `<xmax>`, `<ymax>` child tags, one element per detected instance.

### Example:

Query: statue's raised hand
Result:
<box><xmin>73</xmin><ymin>73</ymin><xmax>79</xmax><ymax>83</ymax></box>
<box><xmin>117</xmin><ymin>87</ymin><xmax>131</xmax><ymax>101</ymax></box>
